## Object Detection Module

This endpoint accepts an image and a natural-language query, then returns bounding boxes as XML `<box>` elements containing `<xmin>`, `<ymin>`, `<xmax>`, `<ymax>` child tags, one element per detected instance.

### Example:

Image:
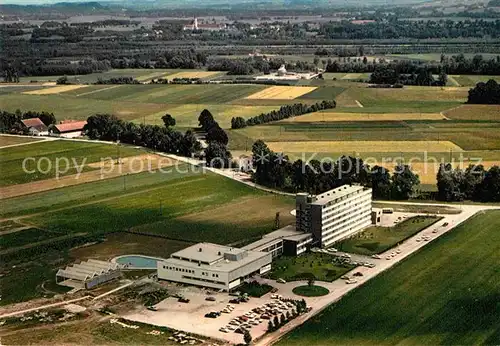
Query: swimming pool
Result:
<box><xmin>114</xmin><ymin>255</ymin><xmax>164</xmax><ymax>269</ymax></box>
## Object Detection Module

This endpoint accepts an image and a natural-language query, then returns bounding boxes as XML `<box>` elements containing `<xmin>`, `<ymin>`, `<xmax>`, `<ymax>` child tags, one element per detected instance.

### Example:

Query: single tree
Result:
<box><xmin>161</xmin><ymin>114</ymin><xmax>176</xmax><ymax>128</ymax></box>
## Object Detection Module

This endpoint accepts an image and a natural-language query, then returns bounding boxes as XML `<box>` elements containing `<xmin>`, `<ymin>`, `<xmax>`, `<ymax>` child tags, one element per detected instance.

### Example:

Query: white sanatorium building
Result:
<box><xmin>157</xmin><ymin>243</ymin><xmax>272</xmax><ymax>291</ymax></box>
<box><xmin>296</xmin><ymin>184</ymin><xmax>372</xmax><ymax>248</ymax></box>
<box><xmin>157</xmin><ymin>184</ymin><xmax>372</xmax><ymax>290</ymax></box>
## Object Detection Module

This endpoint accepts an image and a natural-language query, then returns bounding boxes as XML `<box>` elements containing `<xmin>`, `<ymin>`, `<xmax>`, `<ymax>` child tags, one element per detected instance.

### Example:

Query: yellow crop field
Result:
<box><xmin>378</xmin><ymin>160</ymin><xmax>500</xmax><ymax>185</ymax></box>
<box><xmin>23</xmin><ymin>85</ymin><xmax>87</xmax><ymax>95</ymax></box>
<box><xmin>166</xmin><ymin>71</ymin><xmax>222</xmax><ymax>79</ymax></box>
<box><xmin>444</xmin><ymin>105</ymin><xmax>500</xmax><ymax>120</ymax></box>
<box><xmin>245</xmin><ymin>86</ymin><xmax>317</xmax><ymax>100</ymax></box>
<box><xmin>267</xmin><ymin>140</ymin><xmax>464</xmax><ymax>153</ymax></box>
<box><xmin>280</xmin><ymin>112</ymin><xmax>446</xmax><ymax>122</ymax></box>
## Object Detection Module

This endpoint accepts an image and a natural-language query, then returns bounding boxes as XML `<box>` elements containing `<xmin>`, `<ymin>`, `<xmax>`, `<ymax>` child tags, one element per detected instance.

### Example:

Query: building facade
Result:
<box><xmin>296</xmin><ymin>185</ymin><xmax>372</xmax><ymax>248</ymax></box>
<box><xmin>157</xmin><ymin>243</ymin><xmax>272</xmax><ymax>291</ymax></box>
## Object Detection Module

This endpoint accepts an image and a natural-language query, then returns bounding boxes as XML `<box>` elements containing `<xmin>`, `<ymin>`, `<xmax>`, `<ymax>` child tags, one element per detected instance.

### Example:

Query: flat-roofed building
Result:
<box><xmin>157</xmin><ymin>243</ymin><xmax>272</xmax><ymax>291</ymax></box>
<box><xmin>243</xmin><ymin>225</ymin><xmax>313</xmax><ymax>257</ymax></box>
<box><xmin>296</xmin><ymin>184</ymin><xmax>372</xmax><ymax>248</ymax></box>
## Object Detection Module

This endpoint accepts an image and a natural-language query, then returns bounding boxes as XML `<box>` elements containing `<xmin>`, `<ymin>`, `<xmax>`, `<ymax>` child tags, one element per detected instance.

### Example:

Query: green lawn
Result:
<box><xmin>0</xmin><ymin>140</ymin><xmax>141</xmax><ymax>186</ymax></box>
<box><xmin>238</xmin><ymin>281</ymin><xmax>274</xmax><ymax>297</ymax></box>
<box><xmin>279</xmin><ymin>210</ymin><xmax>500</xmax><ymax>346</ymax></box>
<box><xmin>269</xmin><ymin>253</ymin><xmax>355</xmax><ymax>282</ymax></box>
<box><xmin>292</xmin><ymin>285</ymin><xmax>329</xmax><ymax>297</ymax></box>
<box><xmin>335</xmin><ymin>216</ymin><xmax>442</xmax><ymax>255</ymax></box>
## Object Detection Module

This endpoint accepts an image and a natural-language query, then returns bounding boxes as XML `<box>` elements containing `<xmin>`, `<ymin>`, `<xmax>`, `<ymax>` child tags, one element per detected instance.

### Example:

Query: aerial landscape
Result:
<box><xmin>0</xmin><ymin>0</ymin><xmax>499</xmax><ymax>345</ymax></box>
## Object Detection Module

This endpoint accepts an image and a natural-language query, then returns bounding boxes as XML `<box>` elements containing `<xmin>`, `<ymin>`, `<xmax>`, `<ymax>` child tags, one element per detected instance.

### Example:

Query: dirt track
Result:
<box><xmin>0</xmin><ymin>154</ymin><xmax>176</xmax><ymax>200</ymax></box>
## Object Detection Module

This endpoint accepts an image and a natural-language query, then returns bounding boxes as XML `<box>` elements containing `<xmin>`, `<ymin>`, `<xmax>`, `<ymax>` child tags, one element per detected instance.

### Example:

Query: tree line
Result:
<box><xmin>467</xmin><ymin>79</ymin><xmax>500</xmax><ymax>104</ymax></box>
<box><xmin>197</xmin><ymin>109</ymin><xmax>232</xmax><ymax>169</ymax></box>
<box><xmin>318</xmin><ymin>19</ymin><xmax>500</xmax><ymax>40</ymax></box>
<box><xmin>437</xmin><ymin>164</ymin><xmax>500</xmax><ymax>202</ymax></box>
<box><xmin>231</xmin><ymin>101</ymin><xmax>337</xmax><ymax>129</ymax></box>
<box><xmin>84</xmin><ymin>114</ymin><xmax>201</xmax><ymax>158</ymax></box>
<box><xmin>251</xmin><ymin>140</ymin><xmax>420</xmax><ymax>200</ymax></box>
<box><xmin>324</xmin><ymin>54</ymin><xmax>500</xmax><ymax>76</ymax></box>
<box><xmin>0</xmin><ymin>109</ymin><xmax>56</xmax><ymax>134</ymax></box>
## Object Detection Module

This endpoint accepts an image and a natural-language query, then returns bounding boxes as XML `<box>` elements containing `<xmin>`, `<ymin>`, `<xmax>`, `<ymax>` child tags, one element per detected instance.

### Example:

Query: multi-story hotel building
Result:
<box><xmin>296</xmin><ymin>184</ymin><xmax>372</xmax><ymax>248</ymax></box>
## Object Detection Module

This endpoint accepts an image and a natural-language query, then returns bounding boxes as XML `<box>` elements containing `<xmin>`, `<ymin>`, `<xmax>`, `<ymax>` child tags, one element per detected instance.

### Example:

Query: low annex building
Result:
<box><xmin>21</xmin><ymin>118</ymin><xmax>48</xmax><ymax>136</ymax></box>
<box><xmin>157</xmin><ymin>243</ymin><xmax>272</xmax><ymax>291</ymax></box>
<box><xmin>56</xmin><ymin>259</ymin><xmax>125</xmax><ymax>289</ymax></box>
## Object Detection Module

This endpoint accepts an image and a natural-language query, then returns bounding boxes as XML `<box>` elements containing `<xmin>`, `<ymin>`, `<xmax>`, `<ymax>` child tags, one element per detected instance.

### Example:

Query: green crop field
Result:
<box><xmin>25</xmin><ymin>173</ymin><xmax>295</xmax><ymax>245</ymax></box>
<box><xmin>0</xmin><ymin>140</ymin><xmax>140</xmax><ymax>186</ymax></box>
<box><xmin>77</xmin><ymin>84</ymin><xmax>266</xmax><ymax>104</ymax></box>
<box><xmin>140</xmin><ymin>103</ymin><xmax>281</xmax><ymax>129</ymax></box>
<box><xmin>278</xmin><ymin>210</ymin><xmax>500</xmax><ymax>346</ymax></box>
<box><xmin>0</xmin><ymin>135</ymin><xmax>44</xmax><ymax>147</ymax></box>
<box><xmin>0</xmin><ymin>93</ymin><xmax>168</xmax><ymax>121</ymax></box>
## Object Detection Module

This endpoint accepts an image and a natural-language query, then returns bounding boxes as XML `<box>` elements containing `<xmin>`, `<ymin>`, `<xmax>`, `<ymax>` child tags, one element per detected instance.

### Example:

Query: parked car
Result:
<box><xmin>276</xmin><ymin>278</ymin><xmax>287</xmax><ymax>284</ymax></box>
<box><xmin>205</xmin><ymin>312</ymin><xmax>218</xmax><ymax>318</ymax></box>
<box><xmin>205</xmin><ymin>296</ymin><xmax>216</xmax><ymax>301</ymax></box>
<box><xmin>178</xmin><ymin>297</ymin><xmax>190</xmax><ymax>303</ymax></box>
<box><xmin>442</xmin><ymin>222</ymin><xmax>449</xmax><ymax>227</ymax></box>
<box><xmin>353</xmin><ymin>272</ymin><xmax>363</xmax><ymax>277</ymax></box>
<box><xmin>147</xmin><ymin>306</ymin><xmax>157</xmax><ymax>311</ymax></box>
<box><xmin>229</xmin><ymin>299</ymin><xmax>240</xmax><ymax>304</ymax></box>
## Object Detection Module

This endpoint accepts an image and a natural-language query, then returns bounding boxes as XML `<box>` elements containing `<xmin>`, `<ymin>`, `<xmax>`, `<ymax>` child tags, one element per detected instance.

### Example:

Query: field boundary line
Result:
<box><xmin>75</xmin><ymin>85</ymin><xmax>121</xmax><ymax>97</ymax></box>
<box><xmin>0</xmin><ymin>177</ymin><xmax>206</xmax><ymax>222</ymax></box>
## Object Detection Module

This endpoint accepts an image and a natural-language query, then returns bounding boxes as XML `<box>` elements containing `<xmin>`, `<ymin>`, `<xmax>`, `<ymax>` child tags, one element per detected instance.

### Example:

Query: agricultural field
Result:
<box><xmin>0</xmin><ymin>135</ymin><xmax>44</xmax><ymax>147</ymax></box>
<box><xmin>0</xmin><ymin>140</ymin><xmax>142</xmax><ymax>188</ymax></box>
<box><xmin>245</xmin><ymin>86</ymin><xmax>318</xmax><ymax>100</ymax></box>
<box><xmin>25</xmin><ymin>173</ymin><xmax>295</xmax><ymax>245</ymax></box>
<box><xmin>278</xmin><ymin>210</ymin><xmax>500</xmax><ymax>346</ymax></box>
<box><xmin>280</xmin><ymin>112</ymin><xmax>446</xmax><ymax>122</ymax></box>
<box><xmin>0</xmin><ymin>139</ymin><xmax>296</xmax><ymax>305</ymax></box>
<box><xmin>266</xmin><ymin>140</ymin><xmax>463</xmax><ymax>153</ymax></box>
<box><xmin>140</xmin><ymin>104</ymin><xmax>280</xmax><ymax>129</ymax></box>
<box><xmin>23</xmin><ymin>85</ymin><xmax>88</xmax><ymax>95</ymax></box>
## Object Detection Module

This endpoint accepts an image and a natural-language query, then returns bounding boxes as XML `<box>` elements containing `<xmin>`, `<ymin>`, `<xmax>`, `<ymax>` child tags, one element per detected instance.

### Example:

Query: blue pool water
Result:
<box><xmin>115</xmin><ymin>255</ymin><xmax>161</xmax><ymax>269</ymax></box>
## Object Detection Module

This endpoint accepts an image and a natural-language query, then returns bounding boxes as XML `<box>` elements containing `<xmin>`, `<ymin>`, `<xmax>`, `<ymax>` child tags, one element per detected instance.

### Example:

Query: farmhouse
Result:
<box><xmin>21</xmin><ymin>118</ymin><xmax>48</xmax><ymax>136</ymax></box>
<box><xmin>56</xmin><ymin>259</ymin><xmax>125</xmax><ymax>290</ymax></box>
<box><xmin>50</xmin><ymin>120</ymin><xmax>87</xmax><ymax>138</ymax></box>
<box><xmin>157</xmin><ymin>243</ymin><xmax>272</xmax><ymax>291</ymax></box>
<box><xmin>296</xmin><ymin>185</ymin><xmax>373</xmax><ymax>248</ymax></box>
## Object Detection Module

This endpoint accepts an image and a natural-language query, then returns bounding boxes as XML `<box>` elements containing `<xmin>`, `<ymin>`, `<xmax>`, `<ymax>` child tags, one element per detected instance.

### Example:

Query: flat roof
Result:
<box><xmin>310</xmin><ymin>185</ymin><xmax>368</xmax><ymax>206</ymax></box>
<box><xmin>242</xmin><ymin>225</ymin><xmax>311</xmax><ymax>251</ymax></box>
<box><xmin>163</xmin><ymin>243</ymin><xmax>270</xmax><ymax>273</ymax></box>
<box><xmin>171</xmin><ymin>243</ymin><xmax>247</xmax><ymax>264</ymax></box>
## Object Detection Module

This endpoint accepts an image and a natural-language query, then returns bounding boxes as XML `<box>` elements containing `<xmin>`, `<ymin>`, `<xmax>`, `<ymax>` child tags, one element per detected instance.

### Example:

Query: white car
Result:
<box><xmin>386</xmin><ymin>256</ymin><xmax>391</xmax><ymax>260</ymax></box>
<box><xmin>219</xmin><ymin>328</ymin><xmax>229</xmax><ymax>333</ymax></box>
<box><xmin>346</xmin><ymin>279</ymin><xmax>357</xmax><ymax>284</ymax></box>
<box><xmin>371</xmin><ymin>254</ymin><xmax>382</xmax><ymax>259</ymax></box>
<box><xmin>226</xmin><ymin>325</ymin><xmax>236</xmax><ymax>331</ymax></box>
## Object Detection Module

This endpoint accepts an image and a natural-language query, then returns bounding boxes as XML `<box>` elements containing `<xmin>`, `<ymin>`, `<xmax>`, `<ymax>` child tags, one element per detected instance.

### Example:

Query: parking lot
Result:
<box><xmin>122</xmin><ymin>286</ymin><xmax>300</xmax><ymax>344</ymax></box>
